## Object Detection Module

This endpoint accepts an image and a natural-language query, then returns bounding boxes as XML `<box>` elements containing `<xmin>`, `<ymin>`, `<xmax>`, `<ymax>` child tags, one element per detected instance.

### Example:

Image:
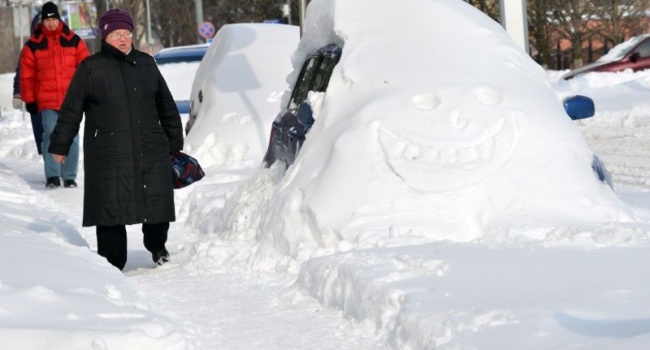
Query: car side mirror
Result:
<box><xmin>296</xmin><ymin>103</ymin><xmax>315</xmax><ymax>127</ymax></box>
<box><xmin>563</xmin><ymin>95</ymin><xmax>595</xmax><ymax>120</ymax></box>
<box><xmin>630</xmin><ymin>52</ymin><xmax>641</xmax><ymax>63</ymax></box>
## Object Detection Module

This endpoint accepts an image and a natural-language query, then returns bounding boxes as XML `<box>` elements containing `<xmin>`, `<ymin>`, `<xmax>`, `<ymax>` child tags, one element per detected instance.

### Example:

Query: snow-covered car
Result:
<box><xmin>562</xmin><ymin>33</ymin><xmax>650</xmax><ymax>80</ymax></box>
<box><xmin>184</xmin><ymin>23</ymin><xmax>299</xmax><ymax>134</ymax></box>
<box><xmin>246</xmin><ymin>0</ymin><xmax>631</xmax><ymax>258</ymax></box>
<box><xmin>183</xmin><ymin>23</ymin><xmax>299</xmax><ymax>165</ymax></box>
<box><xmin>262</xmin><ymin>44</ymin><xmax>612</xmax><ymax>186</ymax></box>
<box><xmin>154</xmin><ymin>43</ymin><xmax>209</xmax><ymax>114</ymax></box>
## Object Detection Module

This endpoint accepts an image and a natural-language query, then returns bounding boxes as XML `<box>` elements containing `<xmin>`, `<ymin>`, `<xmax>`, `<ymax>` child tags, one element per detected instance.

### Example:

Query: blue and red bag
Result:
<box><xmin>170</xmin><ymin>151</ymin><xmax>205</xmax><ymax>189</ymax></box>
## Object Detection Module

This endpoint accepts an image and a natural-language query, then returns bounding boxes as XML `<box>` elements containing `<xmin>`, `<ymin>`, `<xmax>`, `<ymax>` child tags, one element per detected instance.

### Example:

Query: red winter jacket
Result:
<box><xmin>20</xmin><ymin>22</ymin><xmax>90</xmax><ymax>112</ymax></box>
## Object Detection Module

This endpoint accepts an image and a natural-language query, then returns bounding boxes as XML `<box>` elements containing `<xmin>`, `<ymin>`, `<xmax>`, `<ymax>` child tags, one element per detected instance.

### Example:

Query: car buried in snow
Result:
<box><xmin>562</xmin><ymin>33</ymin><xmax>650</xmax><ymax>80</ymax></box>
<box><xmin>262</xmin><ymin>44</ymin><xmax>612</xmax><ymax>187</ymax></box>
<box><xmin>184</xmin><ymin>23</ymin><xmax>299</xmax><ymax>139</ymax></box>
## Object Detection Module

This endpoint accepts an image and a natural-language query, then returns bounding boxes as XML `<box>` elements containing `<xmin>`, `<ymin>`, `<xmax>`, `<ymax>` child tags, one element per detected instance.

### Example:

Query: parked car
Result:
<box><xmin>154</xmin><ymin>43</ymin><xmax>209</xmax><ymax>114</ymax></box>
<box><xmin>263</xmin><ymin>44</ymin><xmax>612</xmax><ymax>187</ymax></box>
<box><xmin>183</xmin><ymin>23</ymin><xmax>299</xmax><ymax>165</ymax></box>
<box><xmin>153</xmin><ymin>44</ymin><xmax>209</xmax><ymax>64</ymax></box>
<box><xmin>562</xmin><ymin>33</ymin><xmax>650</xmax><ymax>80</ymax></box>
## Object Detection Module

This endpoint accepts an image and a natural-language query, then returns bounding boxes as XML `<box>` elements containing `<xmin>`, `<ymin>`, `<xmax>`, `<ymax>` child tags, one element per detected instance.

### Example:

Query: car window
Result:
<box><xmin>634</xmin><ymin>38</ymin><xmax>650</xmax><ymax>58</ymax></box>
<box><xmin>290</xmin><ymin>53</ymin><xmax>341</xmax><ymax>108</ymax></box>
<box><xmin>311</xmin><ymin>55</ymin><xmax>338</xmax><ymax>93</ymax></box>
<box><xmin>290</xmin><ymin>57</ymin><xmax>319</xmax><ymax>107</ymax></box>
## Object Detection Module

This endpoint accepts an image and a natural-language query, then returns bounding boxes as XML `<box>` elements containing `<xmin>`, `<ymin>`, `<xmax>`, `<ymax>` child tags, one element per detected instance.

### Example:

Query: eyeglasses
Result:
<box><xmin>108</xmin><ymin>31</ymin><xmax>132</xmax><ymax>40</ymax></box>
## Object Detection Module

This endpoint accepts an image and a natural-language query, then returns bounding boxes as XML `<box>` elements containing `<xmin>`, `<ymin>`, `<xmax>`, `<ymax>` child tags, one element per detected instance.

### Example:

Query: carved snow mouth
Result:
<box><xmin>378</xmin><ymin>117</ymin><xmax>518</xmax><ymax>192</ymax></box>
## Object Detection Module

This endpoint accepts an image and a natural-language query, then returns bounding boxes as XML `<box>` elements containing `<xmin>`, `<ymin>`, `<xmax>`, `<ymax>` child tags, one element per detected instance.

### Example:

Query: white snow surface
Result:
<box><xmin>1</xmin><ymin>0</ymin><xmax>650</xmax><ymax>348</ymax></box>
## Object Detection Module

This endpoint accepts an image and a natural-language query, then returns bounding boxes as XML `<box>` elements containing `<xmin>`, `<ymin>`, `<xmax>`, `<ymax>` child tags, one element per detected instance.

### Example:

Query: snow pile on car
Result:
<box><xmin>220</xmin><ymin>0</ymin><xmax>635</xmax><ymax>264</ymax></box>
<box><xmin>184</xmin><ymin>23</ymin><xmax>300</xmax><ymax>167</ymax></box>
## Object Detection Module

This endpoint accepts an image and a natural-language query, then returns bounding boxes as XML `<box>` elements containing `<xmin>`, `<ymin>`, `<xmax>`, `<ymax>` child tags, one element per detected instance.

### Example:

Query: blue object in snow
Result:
<box><xmin>170</xmin><ymin>151</ymin><xmax>205</xmax><ymax>189</ymax></box>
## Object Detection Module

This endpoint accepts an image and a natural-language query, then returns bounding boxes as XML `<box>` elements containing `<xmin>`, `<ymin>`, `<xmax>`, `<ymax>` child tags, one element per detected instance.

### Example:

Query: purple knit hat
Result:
<box><xmin>98</xmin><ymin>9</ymin><xmax>134</xmax><ymax>39</ymax></box>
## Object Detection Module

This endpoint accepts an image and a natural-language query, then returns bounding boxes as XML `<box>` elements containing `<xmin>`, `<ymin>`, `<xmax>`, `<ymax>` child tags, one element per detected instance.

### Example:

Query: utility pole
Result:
<box><xmin>499</xmin><ymin>0</ymin><xmax>529</xmax><ymax>53</ymax></box>
<box><xmin>145</xmin><ymin>0</ymin><xmax>152</xmax><ymax>52</ymax></box>
<box><xmin>299</xmin><ymin>0</ymin><xmax>306</xmax><ymax>35</ymax></box>
<box><xmin>195</xmin><ymin>0</ymin><xmax>203</xmax><ymax>44</ymax></box>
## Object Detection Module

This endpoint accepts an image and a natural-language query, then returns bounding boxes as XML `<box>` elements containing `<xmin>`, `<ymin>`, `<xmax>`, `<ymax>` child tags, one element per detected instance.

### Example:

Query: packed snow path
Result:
<box><xmin>2</xmin><ymin>155</ymin><xmax>383</xmax><ymax>349</ymax></box>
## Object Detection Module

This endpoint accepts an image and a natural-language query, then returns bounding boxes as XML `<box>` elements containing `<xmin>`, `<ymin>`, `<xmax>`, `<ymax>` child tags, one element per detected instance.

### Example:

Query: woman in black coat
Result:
<box><xmin>50</xmin><ymin>9</ymin><xmax>183</xmax><ymax>270</ymax></box>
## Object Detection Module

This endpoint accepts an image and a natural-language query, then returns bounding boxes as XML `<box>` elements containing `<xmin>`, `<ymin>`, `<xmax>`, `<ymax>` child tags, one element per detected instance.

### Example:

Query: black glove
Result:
<box><xmin>26</xmin><ymin>102</ymin><xmax>38</xmax><ymax>115</ymax></box>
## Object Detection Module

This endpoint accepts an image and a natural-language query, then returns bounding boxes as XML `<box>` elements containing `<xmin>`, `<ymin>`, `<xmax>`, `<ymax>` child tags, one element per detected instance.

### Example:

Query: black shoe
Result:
<box><xmin>63</xmin><ymin>180</ymin><xmax>77</xmax><ymax>188</ymax></box>
<box><xmin>45</xmin><ymin>177</ymin><xmax>60</xmax><ymax>188</ymax></box>
<box><xmin>153</xmin><ymin>249</ymin><xmax>170</xmax><ymax>266</ymax></box>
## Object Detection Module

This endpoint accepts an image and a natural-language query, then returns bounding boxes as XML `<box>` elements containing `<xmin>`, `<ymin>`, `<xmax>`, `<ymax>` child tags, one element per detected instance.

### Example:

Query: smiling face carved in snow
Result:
<box><xmin>376</xmin><ymin>87</ymin><xmax>520</xmax><ymax>192</ymax></box>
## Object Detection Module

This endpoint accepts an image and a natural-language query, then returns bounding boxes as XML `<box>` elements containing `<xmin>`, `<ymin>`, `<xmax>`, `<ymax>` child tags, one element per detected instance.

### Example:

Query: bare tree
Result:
<box><xmin>593</xmin><ymin>0</ymin><xmax>650</xmax><ymax>47</ymax></box>
<box><xmin>549</xmin><ymin>0</ymin><xmax>599</xmax><ymax>68</ymax></box>
<box><xmin>151</xmin><ymin>0</ymin><xmax>196</xmax><ymax>47</ymax></box>
<box><xmin>527</xmin><ymin>0</ymin><xmax>553</xmax><ymax>68</ymax></box>
<box><xmin>203</xmin><ymin>0</ymin><xmax>285</xmax><ymax>28</ymax></box>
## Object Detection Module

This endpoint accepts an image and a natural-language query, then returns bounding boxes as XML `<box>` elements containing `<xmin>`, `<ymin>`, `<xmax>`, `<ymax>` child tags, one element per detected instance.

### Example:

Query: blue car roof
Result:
<box><xmin>153</xmin><ymin>45</ymin><xmax>209</xmax><ymax>65</ymax></box>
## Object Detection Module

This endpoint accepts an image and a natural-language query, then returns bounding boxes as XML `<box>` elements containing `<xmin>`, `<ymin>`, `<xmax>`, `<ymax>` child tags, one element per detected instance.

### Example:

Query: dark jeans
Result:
<box><xmin>96</xmin><ymin>222</ymin><xmax>169</xmax><ymax>270</ymax></box>
<box><xmin>30</xmin><ymin>112</ymin><xmax>43</xmax><ymax>155</ymax></box>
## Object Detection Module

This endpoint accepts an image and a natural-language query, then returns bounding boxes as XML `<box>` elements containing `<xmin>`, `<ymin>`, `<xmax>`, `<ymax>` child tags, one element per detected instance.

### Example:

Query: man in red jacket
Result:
<box><xmin>20</xmin><ymin>1</ymin><xmax>90</xmax><ymax>188</ymax></box>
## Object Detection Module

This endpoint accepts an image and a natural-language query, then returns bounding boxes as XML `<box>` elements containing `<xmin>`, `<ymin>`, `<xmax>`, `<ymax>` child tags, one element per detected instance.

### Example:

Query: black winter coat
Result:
<box><xmin>50</xmin><ymin>42</ymin><xmax>183</xmax><ymax>227</ymax></box>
